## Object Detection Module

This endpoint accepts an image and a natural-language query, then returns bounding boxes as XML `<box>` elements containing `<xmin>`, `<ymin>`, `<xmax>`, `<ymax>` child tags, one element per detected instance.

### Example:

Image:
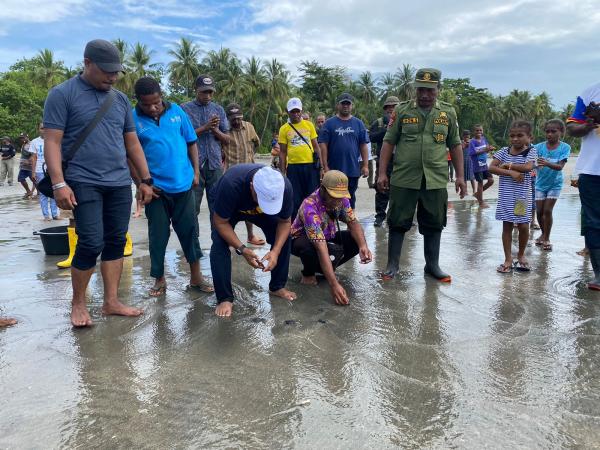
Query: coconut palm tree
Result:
<box><xmin>260</xmin><ymin>58</ymin><xmax>291</xmax><ymax>143</ymax></box>
<box><xmin>168</xmin><ymin>38</ymin><xmax>202</xmax><ymax>98</ymax></box>
<box><xmin>395</xmin><ymin>63</ymin><xmax>416</xmax><ymax>101</ymax></box>
<box><xmin>32</xmin><ymin>49</ymin><xmax>65</xmax><ymax>89</ymax></box>
<box><xmin>242</xmin><ymin>56</ymin><xmax>267</xmax><ymax>123</ymax></box>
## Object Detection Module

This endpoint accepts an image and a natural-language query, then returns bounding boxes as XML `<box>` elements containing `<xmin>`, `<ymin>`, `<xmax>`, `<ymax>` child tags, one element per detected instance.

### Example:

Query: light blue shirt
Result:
<box><xmin>534</xmin><ymin>141</ymin><xmax>571</xmax><ymax>192</ymax></box>
<box><xmin>133</xmin><ymin>102</ymin><xmax>197</xmax><ymax>193</ymax></box>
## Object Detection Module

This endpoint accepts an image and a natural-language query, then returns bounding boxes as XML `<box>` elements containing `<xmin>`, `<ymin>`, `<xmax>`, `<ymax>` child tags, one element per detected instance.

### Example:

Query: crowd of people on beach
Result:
<box><xmin>1</xmin><ymin>39</ymin><xmax>599</xmax><ymax>329</ymax></box>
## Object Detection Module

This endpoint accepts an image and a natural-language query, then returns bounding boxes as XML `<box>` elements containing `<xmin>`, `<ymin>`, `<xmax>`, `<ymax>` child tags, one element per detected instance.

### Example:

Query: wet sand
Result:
<box><xmin>1</xmin><ymin>157</ymin><xmax>599</xmax><ymax>448</ymax></box>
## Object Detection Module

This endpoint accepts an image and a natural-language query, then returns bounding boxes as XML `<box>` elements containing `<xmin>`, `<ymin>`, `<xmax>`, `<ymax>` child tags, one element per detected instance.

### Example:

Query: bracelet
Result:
<box><xmin>52</xmin><ymin>182</ymin><xmax>67</xmax><ymax>191</ymax></box>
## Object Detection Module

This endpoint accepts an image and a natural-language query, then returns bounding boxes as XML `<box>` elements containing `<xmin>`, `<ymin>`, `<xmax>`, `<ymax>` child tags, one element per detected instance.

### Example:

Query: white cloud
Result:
<box><xmin>0</xmin><ymin>0</ymin><xmax>87</xmax><ymax>22</ymax></box>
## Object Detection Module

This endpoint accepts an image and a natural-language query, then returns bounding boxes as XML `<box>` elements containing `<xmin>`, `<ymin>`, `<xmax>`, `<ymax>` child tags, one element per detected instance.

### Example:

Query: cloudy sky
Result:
<box><xmin>2</xmin><ymin>0</ymin><xmax>598</xmax><ymax>107</ymax></box>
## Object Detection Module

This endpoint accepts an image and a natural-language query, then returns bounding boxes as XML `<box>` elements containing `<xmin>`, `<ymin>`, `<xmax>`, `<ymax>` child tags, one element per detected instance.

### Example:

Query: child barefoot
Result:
<box><xmin>533</xmin><ymin>119</ymin><xmax>571</xmax><ymax>251</ymax></box>
<box><xmin>469</xmin><ymin>124</ymin><xmax>496</xmax><ymax>208</ymax></box>
<box><xmin>489</xmin><ymin>120</ymin><xmax>537</xmax><ymax>273</ymax></box>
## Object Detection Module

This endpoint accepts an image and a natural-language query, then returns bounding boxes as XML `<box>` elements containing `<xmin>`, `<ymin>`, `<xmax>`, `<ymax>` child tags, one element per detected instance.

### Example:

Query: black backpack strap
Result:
<box><xmin>64</xmin><ymin>89</ymin><xmax>116</xmax><ymax>162</ymax></box>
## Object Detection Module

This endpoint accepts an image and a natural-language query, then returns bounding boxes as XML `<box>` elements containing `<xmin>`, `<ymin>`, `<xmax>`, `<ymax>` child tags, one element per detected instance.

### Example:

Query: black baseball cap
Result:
<box><xmin>226</xmin><ymin>103</ymin><xmax>243</xmax><ymax>119</ymax></box>
<box><xmin>84</xmin><ymin>39</ymin><xmax>125</xmax><ymax>73</ymax></box>
<box><xmin>337</xmin><ymin>93</ymin><xmax>354</xmax><ymax>104</ymax></box>
<box><xmin>195</xmin><ymin>74</ymin><xmax>216</xmax><ymax>92</ymax></box>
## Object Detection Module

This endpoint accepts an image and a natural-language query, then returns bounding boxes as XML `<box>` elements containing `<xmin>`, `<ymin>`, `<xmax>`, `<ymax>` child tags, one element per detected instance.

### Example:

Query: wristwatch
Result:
<box><xmin>235</xmin><ymin>244</ymin><xmax>246</xmax><ymax>255</ymax></box>
<box><xmin>141</xmin><ymin>177</ymin><xmax>154</xmax><ymax>186</ymax></box>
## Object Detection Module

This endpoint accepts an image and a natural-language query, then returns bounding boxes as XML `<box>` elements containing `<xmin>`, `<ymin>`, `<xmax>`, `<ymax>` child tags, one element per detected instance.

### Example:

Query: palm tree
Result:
<box><xmin>112</xmin><ymin>39</ymin><xmax>129</xmax><ymax>64</ymax></box>
<box><xmin>242</xmin><ymin>56</ymin><xmax>267</xmax><ymax>123</ymax></box>
<box><xmin>32</xmin><ymin>49</ymin><xmax>65</xmax><ymax>89</ymax></box>
<box><xmin>261</xmin><ymin>58</ymin><xmax>291</xmax><ymax>143</ymax></box>
<box><xmin>168</xmin><ymin>38</ymin><xmax>202</xmax><ymax>98</ymax></box>
<box><xmin>356</xmin><ymin>71</ymin><xmax>378</xmax><ymax>104</ymax></box>
<box><xmin>395</xmin><ymin>63</ymin><xmax>416</xmax><ymax>101</ymax></box>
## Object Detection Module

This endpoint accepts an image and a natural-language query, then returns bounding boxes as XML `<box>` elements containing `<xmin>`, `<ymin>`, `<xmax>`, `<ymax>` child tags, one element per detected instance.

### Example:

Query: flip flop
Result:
<box><xmin>496</xmin><ymin>263</ymin><xmax>512</xmax><ymax>273</ymax></box>
<box><xmin>247</xmin><ymin>237</ymin><xmax>266</xmax><ymax>246</ymax></box>
<box><xmin>534</xmin><ymin>238</ymin><xmax>543</xmax><ymax>246</ymax></box>
<box><xmin>542</xmin><ymin>242</ymin><xmax>553</xmax><ymax>251</ymax></box>
<box><xmin>149</xmin><ymin>284</ymin><xmax>167</xmax><ymax>297</ymax></box>
<box><xmin>513</xmin><ymin>260</ymin><xmax>531</xmax><ymax>272</ymax></box>
<box><xmin>188</xmin><ymin>280</ymin><xmax>214</xmax><ymax>293</ymax></box>
<box><xmin>379</xmin><ymin>271</ymin><xmax>396</xmax><ymax>281</ymax></box>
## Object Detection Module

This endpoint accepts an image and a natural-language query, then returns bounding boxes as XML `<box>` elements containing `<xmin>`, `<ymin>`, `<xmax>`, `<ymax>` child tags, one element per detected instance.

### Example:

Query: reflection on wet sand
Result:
<box><xmin>1</xmin><ymin>192</ymin><xmax>600</xmax><ymax>447</ymax></box>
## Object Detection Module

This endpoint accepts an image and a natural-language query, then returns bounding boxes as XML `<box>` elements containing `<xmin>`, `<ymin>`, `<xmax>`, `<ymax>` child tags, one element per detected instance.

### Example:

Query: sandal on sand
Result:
<box><xmin>247</xmin><ymin>237</ymin><xmax>266</xmax><ymax>246</ymax></box>
<box><xmin>535</xmin><ymin>238</ymin><xmax>543</xmax><ymax>246</ymax></box>
<box><xmin>513</xmin><ymin>260</ymin><xmax>531</xmax><ymax>272</ymax></box>
<box><xmin>496</xmin><ymin>263</ymin><xmax>512</xmax><ymax>273</ymax></box>
<box><xmin>149</xmin><ymin>284</ymin><xmax>167</xmax><ymax>297</ymax></box>
<box><xmin>379</xmin><ymin>271</ymin><xmax>396</xmax><ymax>281</ymax></box>
<box><xmin>188</xmin><ymin>280</ymin><xmax>214</xmax><ymax>293</ymax></box>
<box><xmin>542</xmin><ymin>242</ymin><xmax>553</xmax><ymax>251</ymax></box>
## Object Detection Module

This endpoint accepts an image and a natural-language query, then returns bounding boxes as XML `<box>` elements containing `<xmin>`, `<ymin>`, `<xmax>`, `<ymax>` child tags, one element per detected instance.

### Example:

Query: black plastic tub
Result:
<box><xmin>33</xmin><ymin>225</ymin><xmax>69</xmax><ymax>255</ymax></box>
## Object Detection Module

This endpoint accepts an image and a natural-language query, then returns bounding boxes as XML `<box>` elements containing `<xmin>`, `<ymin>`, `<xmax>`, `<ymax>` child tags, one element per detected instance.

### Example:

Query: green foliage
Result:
<box><xmin>0</xmin><ymin>40</ymin><xmax>578</xmax><ymax>153</ymax></box>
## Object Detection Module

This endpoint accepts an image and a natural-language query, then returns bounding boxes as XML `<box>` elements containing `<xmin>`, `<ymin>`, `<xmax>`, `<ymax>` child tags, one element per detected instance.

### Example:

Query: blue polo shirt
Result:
<box><xmin>133</xmin><ymin>102</ymin><xmax>197</xmax><ymax>194</ymax></box>
<box><xmin>43</xmin><ymin>74</ymin><xmax>135</xmax><ymax>186</ymax></box>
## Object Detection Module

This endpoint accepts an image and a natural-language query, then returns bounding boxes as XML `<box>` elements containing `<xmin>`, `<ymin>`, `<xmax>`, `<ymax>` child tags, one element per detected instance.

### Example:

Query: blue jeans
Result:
<box><xmin>69</xmin><ymin>182</ymin><xmax>132</xmax><ymax>270</ymax></box>
<box><xmin>210</xmin><ymin>213</ymin><xmax>291</xmax><ymax>303</ymax></box>
<box><xmin>36</xmin><ymin>171</ymin><xmax>58</xmax><ymax>218</ymax></box>
<box><xmin>579</xmin><ymin>174</ymin><xmax>600</xmax><ymax>250</ymax></box>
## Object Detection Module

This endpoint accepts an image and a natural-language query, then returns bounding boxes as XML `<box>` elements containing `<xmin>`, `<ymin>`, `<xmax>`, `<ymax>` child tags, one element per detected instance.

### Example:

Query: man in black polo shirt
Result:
<box><xmin>209</xmin><ymin>164</ymin><xmax>297</xmax><ymax>317</ymax></box>
<box><xmin>43</xmin><ymin>39</ymin><xmax>154</xmax><ymax>327</ymax></box>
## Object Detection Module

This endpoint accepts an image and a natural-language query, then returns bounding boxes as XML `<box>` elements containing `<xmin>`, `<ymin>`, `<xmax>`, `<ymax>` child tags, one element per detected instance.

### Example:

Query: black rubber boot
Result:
<box><xmin>423</xmin><ymin>232</ymin><xmax>451</xmax><ymax>282</ymax></box>
<box><xmin>588</xmin><ymin>248</ymin><xmax>600</xmax><ymax>291</ymax></box>
<box><xmin>381</xmin><ymin>230</ymin><xmax>404</xmax><ymax>280</ymax></box>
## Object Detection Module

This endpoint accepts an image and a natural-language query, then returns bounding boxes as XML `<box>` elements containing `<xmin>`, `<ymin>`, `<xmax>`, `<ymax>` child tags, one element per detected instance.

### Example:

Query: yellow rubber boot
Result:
<box><xmin>57</xmin><ymin>227</ymin><xmax>77</xmax><ymax>269</ymax></box>
<box><xmin>124</xmin><ymin>232</ymin><xmax>133</xmax><ymax>257</ymax></box>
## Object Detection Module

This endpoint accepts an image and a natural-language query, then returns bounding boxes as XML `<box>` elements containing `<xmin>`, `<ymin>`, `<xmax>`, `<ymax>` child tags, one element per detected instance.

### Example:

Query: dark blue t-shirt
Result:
<box><xmin>317</xmin><ymin>116</ymin><xmax>369</xmax><ymax>177</ymax></box>
<box><xmin>213</xmin><ymin>163</ymin><xmax>293</xmax><ymax>220</ymax></box>
<box><xmin>43</xmin><ymin>74</ymin><xmax>135</xmax><ymax>186</ymax></box>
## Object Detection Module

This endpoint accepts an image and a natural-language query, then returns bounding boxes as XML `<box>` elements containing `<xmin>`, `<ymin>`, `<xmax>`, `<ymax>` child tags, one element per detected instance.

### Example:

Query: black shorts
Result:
<box><xmin>474</xmin><ymin>170</ymin><xmax>491</xmax><ymax>183</ymax></box>
<box><xmin>17</xmin><ymin>169</ymin><xmax>32</xmax><ymax>182</ymax></box>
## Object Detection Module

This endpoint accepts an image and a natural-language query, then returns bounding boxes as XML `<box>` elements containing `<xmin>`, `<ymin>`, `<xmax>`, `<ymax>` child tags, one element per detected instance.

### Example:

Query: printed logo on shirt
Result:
<box><xmin>335</xmin><ymin>126</ymin><xmax>355</xmax><ymax>137</ymax></box>
<box><xmin>239</xmin><ymin>206</ymin><xmax>263</xmax><ymax>215</ymax></box>
<box><xmin>170</xmin><ymin>115</ymin><xmax>182</xmax><ymax>124</ymax></box>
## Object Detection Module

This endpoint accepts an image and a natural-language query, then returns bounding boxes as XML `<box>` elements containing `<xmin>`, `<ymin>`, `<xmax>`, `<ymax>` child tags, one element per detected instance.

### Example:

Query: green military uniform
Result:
<box><xmin>383</xmin><ymin>72</ymin><xmax>461</xmax><ymax>234</ymax></box>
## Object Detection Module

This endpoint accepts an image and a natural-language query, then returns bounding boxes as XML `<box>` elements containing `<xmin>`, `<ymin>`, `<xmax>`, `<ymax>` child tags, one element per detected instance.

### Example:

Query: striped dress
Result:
<box><xmin>462</xmin><ymin>143</ymin><xmax>474</xmax><ymax>180</ymax></box>
<box><xmin>494</xmin><ymin>146</ymin><xmax>537</xmax><ymax>223</ymax></box>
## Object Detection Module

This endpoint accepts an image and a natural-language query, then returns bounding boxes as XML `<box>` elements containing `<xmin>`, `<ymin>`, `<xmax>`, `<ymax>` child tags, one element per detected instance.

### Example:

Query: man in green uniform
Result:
<box><xmin>377</xmin><ymin>68</ymin><xmax>466</xmax><ymax>282</ymax></box>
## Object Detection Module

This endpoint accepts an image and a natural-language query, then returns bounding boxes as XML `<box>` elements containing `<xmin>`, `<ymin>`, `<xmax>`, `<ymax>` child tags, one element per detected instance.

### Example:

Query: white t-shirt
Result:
<box><xmin>30</xmin><ymin>137</ymin><xmax>45</xmax><ymax>173</ymax></box>
<box><xmin>358</xmin><ymin>142</ymin><xmax>374</xmax><ymax>162</ymax></box>
<box><xmin>571</xmin><ymin>82</ymin><xmax>600</xmax><ymax>176</ymax></box>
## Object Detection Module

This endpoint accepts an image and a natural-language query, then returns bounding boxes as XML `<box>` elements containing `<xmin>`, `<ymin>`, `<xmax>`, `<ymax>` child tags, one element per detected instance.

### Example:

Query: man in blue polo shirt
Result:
<box><xmin>132</xmin><ymin>77</ymin><xmax>214</xmax><ymax>297</ymax></box>
<box><xmin>209</xmin><ymin>164</ymin><xmax>297</xmax><ymax>317</ymax></box>
<box><xmin>43</xmin><ymin>39</ymin><xmax>154</xmax><ymax>327</ymax></box>
<box><xmin>318</xmin><ymin>93</ymin><xmax>369</xmax><ymax>208</ymax></box>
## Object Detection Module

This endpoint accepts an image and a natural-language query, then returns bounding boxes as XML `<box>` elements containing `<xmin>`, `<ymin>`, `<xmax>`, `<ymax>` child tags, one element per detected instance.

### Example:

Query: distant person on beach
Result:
<box><xmin>17</xmin><ymin>133</ymin><xmax>36</xmax><ymax>199</ymax></box>
<box><xmin>469</xmin><ymin>124</ymin><xmax>495</xmax><ymax>208</ymax></box>
<box><xmin>43</xmin><ymin>39</ymin><xmax>154</xmax><ymax>327</ymax></box>
<box><xmin>377</xmin><ymin>68</ymin><xmax>466</xmax><ymax>282</ymax></box>
<box><xmin>370</xmin><ymin>96</ymin><xmax>400</xmax><ymax>227</ymax></box>
<box><xmin>209</xmin><ymin>164</ymin><xmax>296</xmax><ymax>317</ymax></box>
<box><xmin>0</xmin><ymin>136</ymin><xmax>16</xmax><ymax>186</ymax></box>
<box><xmin>461</xmin><ymin>130</ymin><xmax>476</xmax><ymax>194</ymax></box>
<box><xmin>222</xmin><ymin>102</ymin><xmax>265</xmax><ymax>247</ymax></box>
<box><xmin>488</xmin><ymin>120</ymin><xmax>537</xmax><ymax>273</ymax></box>
<box><xmin>29</xmin><ymin>124</ymin><xmax>59</xmax><ymax>220</ymax></box>
<box><xmin>132</xmin><ymin>77</ymin><xmax>213</xmax><ymax>297</ymax></box>
<box><xmin>567</xmin><ymin>82</ymin><xmax>600</xmax><ymax>291</ymax></box>
<box><xmin>318</xmin><ymin>93</ymin><xmax>370</xmax><ymax>209</ymax></box>
<box><xmin>291</xmin><ymin>170</ymin><xmax>372</xmax><ymax>305</ymax></box>
<box><xmin>315</xmin><ymin>113</ymin><xmax>326</xmax><ymax>136</ymax></box>
<box><xmin>181</xmin><ymin>74</ymin><xmax>230</xmax><ymax>221</ymax></box>
<box><xmin>533</xmin><ymin>119</ymin><xmax>571</xmax><ymax>251</ymax></box>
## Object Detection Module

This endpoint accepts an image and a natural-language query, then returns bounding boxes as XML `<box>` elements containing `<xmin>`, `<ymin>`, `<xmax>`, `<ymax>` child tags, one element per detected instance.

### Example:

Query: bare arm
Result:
<box><xmin>319</xmin><ymin>142</ymin><xmax>329</xmax><ymax>172</ymax></box>
<box><xmin>567</xmin><ymin>120</ymin><xmax>597</xmax><ymax>138</ymax></box>
<box><xmin>44</xmin><ymin>128</ymin><xmax>78</xmax><ymax>210</ymax></box>
<box><xmin>376</xmin><ymin>141</ymin><xmax>394</xmax><ymax>190</ymax></box>
<box><xmin>279</xmin><ymin>143</ymin><xmax>288</xmax><ymax>175</ymax></box>
<box><xmin>359</xmin><ymin>142</ymin><xmax>369</xmax><ymax>176</ymax></box>
<box><xmin>124</xmin><ymin>131</ymin><xmax>154</xmax><ymax>204</ymax></box>
<box><xmin>311</xmin><ymin>138</ymin><xmax>322</xmax><ymax>164</ymax></box>
<box><xmin>187</xmin><ymin>142</ymin><xmax>200</xmax><ymax>186</ymax></box>
<box><xmin>312</xmin><ymin>239</ymin><xmax>349</xmax><ymax>305</ymax></box>
<box><xmin>213</xmin><ymin>212</ymin><xmax>263</xmax><ymax>269</ymax></box>
<box><xmin>347</xmin><ymin>220</ymin><xmax>372</xmax><ymax>263</ymax></box>
<box><xmin>211</xmin><ymin>126</ymin><xmax>230</xmax><ymax>145</ymax></box>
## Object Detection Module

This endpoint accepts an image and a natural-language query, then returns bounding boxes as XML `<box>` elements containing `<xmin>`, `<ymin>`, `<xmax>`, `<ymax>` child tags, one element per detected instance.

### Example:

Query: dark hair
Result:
<box><xmin>509</xmin><ymin>119</ymin><xmax>533</xmax><ymax>134</ymax></box>
<box><xmin>544</xmin><ymin>118</ymin><xmax>566</xmax><ymax>133</ymax></box>
<box><xmin>461</xmin><ymin>130</ymin><xmax>471</xmax><ymax>137</ymax></box>
<box><xmin>134</xmin><ymin>77</ymin><xmax>161</xmax><ymax>99</ymax></box>
<box><xmin>472</xmin><ymin>124</ymin><xmax>483</xmax><ymax>131</ymax></box>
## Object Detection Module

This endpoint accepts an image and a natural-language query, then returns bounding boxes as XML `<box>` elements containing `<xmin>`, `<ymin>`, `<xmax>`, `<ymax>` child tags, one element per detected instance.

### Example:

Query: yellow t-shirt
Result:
<box><xmin>278</xmin><ymin>119</ymin><xmax>317</xmax><ymax>164</ymax></box>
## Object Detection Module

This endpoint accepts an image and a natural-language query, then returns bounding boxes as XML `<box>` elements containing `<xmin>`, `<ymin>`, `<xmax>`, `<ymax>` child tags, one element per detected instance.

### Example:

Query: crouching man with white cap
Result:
<box><xmin>209</xmin><ymin>164</ymin><xmax>297</xmax><ymax>317</ymax></box>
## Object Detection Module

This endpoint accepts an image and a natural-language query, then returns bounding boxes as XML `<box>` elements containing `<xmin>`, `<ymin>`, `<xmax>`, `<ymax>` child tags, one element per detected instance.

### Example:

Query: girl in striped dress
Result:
<box><xmin>489</xmin><ymin>120</ymin><xmax>537</xmax><ymax>273</ymax></box>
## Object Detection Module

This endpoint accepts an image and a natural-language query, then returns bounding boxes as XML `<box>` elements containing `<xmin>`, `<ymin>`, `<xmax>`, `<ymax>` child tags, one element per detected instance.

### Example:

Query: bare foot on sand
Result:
<box><xmin>270</xmin><ymin>288</ymin><xmax>297</xmax><ymax>301</ymax></box>
<box><xmin>300</xmin><ymin>275</ymin><xmax>318</xmax><ymax>286</ymax></box>
<box><xmin>71</xmin><ymin>303</ymin><xmax>93</xmax><ymax>327</ymax></box>
<box><xmin>215</xmin><ymin>301</ymin><xmax>233</xmax><ymax>317</ymax></box>
<box><xmin>0</xmin><ymin>317</ymin><xmax>17</xmax><ymax>327</ymax></box>
<box><xmin>102</xmin><ymin>300</ymin><xmax>143</xmax><ymax>317</ymax></box>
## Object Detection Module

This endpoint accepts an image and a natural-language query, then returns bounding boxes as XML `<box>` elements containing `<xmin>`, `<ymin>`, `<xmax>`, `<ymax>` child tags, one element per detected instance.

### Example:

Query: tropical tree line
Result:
<box><xmin>0</xmin><ymin>38</ymin><xmax>578</xmax><ymax>153</ymax></box>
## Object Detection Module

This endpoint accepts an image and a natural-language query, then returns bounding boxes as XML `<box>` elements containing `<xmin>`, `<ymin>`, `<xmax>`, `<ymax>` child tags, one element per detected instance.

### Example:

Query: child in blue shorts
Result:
<box><xmin>534</xmin><ymin>119</ymin><xmax>571</xmax><ymax>251</ymax></box>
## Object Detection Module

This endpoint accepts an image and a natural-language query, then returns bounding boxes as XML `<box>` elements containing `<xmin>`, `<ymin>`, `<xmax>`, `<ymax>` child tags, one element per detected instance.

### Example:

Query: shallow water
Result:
<box><xmin>1</xmin><ymin>190</ymin><xmax>599</xmax><ymax>449</ymax></box>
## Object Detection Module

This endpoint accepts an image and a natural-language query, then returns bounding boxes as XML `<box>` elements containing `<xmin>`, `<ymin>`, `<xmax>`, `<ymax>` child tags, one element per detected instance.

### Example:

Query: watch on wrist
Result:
<box><xmin>141</xmin><ymin>177</ymin><xmax>154</xmax><ymax>186</ymax></box>
<box><xmin>235</xmin><ymin>244</ymin><xmax>246</xmax><ymax>255</ymax></box>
